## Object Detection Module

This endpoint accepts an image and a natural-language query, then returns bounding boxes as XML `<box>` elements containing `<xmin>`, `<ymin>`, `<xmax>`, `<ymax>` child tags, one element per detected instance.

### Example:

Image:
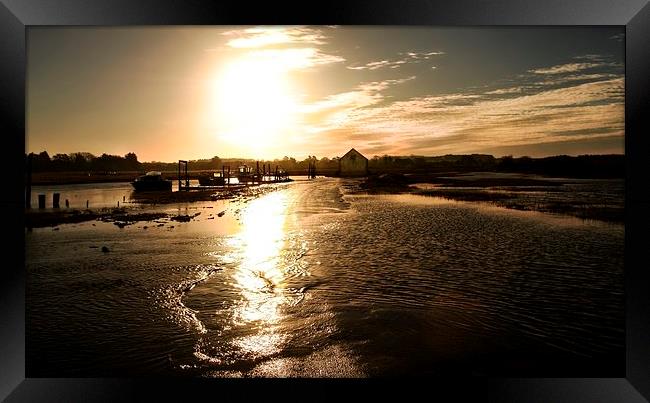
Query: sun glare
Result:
<box><xmin>213</xmin><ymin>55</ymin><xmax>298</xmax><ymax>154</ymax></box>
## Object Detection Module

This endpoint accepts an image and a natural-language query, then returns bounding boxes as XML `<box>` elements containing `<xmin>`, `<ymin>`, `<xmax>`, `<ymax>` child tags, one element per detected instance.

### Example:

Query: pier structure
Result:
<box><xmin>177</xmin><ymin>159</ymin><xmax>291</xmax><ymax>191</ymax></box>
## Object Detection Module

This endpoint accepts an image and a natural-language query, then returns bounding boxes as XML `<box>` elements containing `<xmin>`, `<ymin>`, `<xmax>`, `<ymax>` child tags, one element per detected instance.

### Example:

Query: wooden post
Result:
<box><xmin>178</xmin><ymin>160</ymin><xmax>189</xmax><ymax>191</ymax></box>
<box><xmin>178</xmin><ymin>160</ymin><xmax>181</xmax><ymax>191</ymax></box>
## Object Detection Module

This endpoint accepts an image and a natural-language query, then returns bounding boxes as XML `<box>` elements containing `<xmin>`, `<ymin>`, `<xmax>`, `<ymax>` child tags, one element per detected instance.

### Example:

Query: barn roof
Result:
<box><xmin>341</xmin><ymin>148</ymin><xmax>368</xmax><ymax>161</ymax></box>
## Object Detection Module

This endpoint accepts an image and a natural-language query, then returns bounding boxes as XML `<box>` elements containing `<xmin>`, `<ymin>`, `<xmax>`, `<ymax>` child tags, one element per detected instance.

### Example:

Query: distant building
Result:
<box><xmin>338</xmin><ymin>148</ymin><xmax>368</xmax><ymax>177</ymax></box>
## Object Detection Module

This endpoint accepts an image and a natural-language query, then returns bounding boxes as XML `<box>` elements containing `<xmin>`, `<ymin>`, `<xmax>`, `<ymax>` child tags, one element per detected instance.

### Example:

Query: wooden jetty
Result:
<box><xmin>177</xmin><ymin>160</ymin><xmax>292</xmax><ymax>191</ymax></box>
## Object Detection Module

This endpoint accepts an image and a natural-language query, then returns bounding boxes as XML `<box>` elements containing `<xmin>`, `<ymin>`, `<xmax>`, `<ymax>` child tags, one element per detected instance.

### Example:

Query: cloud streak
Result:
<box><xmin>530</xmin><ymin>62</ymin><xmax>603</xmax><ymax>75</ymax></box>
<box><xmin>220</xmin><ymin>27</ymin><xmax>345</xmax><ymax>72</ymax></box>
<box><xmin>222</xmin><ymin>27</ymin><xmax>327</xmax><ymax>48</ymax></box>
<box><xmin>347</xmin><ymin>50</ymin><xmax>444</xmax><ymax>71</ymax></box>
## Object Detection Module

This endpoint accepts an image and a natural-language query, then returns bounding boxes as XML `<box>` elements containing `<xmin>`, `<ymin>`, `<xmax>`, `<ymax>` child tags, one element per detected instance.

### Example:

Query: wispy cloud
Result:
<box><xmin>298</xmin><ymin>77</ymin><xmax>416</xmax><ymax>138</ymax></box>
<box><xmin>347</xmin><ymin>50</ymin><xmax>444</xmax><ymax>71</ymax></box>
<box><xmin>347</xmin><ymin>60</ymin><xmax>408</xmax><ymax>70</ymax></box>
<box><xmin>302</xmin><ymin>56</ymin><xmax>623</xmax><ymax>156</ymax></box>
<box><xmin>401</xmin><ymin>51</ymin><xmax>445</xmax><ymax>59</ymax></box>
<box><xmin>222</xmin><ymin>27</ymin><xmax>326</xmax><ymax>48</ymax></box>
<box><xmin>573</xmin><ymin>54</ymin><xmax>608</xmax><ymax>61</ymax></box>
<box><xmin>220</xmin><ymin>27</ymin><xmax>345</xmax><ymax>71</ymax></box>
<box><xmin>484</xmin><ymin>87</ymin><xmax>524</xmax><ymax>95</ymax></box>
<box><xmin>529</xmin><ymin>55</ymin><xmax>621</xmax><ymax>75</ymax></box>
<box><xmin>529</xmin><ymin>62</ymin><xmax>602</xmax><ymax>75</ymax></box>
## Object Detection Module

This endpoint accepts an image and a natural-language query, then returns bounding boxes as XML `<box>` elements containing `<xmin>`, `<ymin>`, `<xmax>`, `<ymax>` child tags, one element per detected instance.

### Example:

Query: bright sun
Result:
<box><xmin>213</xmin><ymin>56</ymin><xmax>297</xmax><ymax>154</ymax></box>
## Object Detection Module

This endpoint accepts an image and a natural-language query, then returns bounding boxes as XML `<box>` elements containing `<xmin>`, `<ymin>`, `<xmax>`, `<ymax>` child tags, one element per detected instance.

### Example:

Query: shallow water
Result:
<box><xmin>412</xmin><ymin>175</ymin><xmax>624</xmax><ymax>222</ymax></box>
<box><xmin>26</xmin><ymin>178</ymin><xmax>624</xmax><ymax>376</ymax></box>
<box><xmin>28</xmin><ymin>176</ymin><xmax>310</xmax><ymax>210</ymax></box>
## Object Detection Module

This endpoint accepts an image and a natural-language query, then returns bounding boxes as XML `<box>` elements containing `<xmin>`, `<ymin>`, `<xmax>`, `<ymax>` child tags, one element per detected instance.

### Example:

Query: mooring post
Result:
<box><xmin>53</xmin><ymin>193</ymin><xmax>60</xmax><ymax>208</ymax></box>
<box><xmin>65</xmin><ymin>199</ymin><xmax>69</xmax><ymax>208</ymax></box>
<box><xmin>38</xmin><ymin>194</ymin><xmax>45</xmax><ymax>209</ymax></box>
<box><xmin>178</xmin><ymin>160</ymin><xmax>181</xmax><ymax>191</ymax></box>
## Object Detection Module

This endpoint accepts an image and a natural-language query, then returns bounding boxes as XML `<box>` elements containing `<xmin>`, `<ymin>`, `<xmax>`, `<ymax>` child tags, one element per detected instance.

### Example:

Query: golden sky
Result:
<box><xmin>27</xmin><ymin>26</ymin><xmax>624</xmax><ymax>162</ymax></box>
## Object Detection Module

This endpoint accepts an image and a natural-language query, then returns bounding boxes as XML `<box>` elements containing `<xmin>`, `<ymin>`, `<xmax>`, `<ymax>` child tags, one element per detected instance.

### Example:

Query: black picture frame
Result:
<box><xmin>2</xmin><ymin>0</ymin><xmax>649</xmax><ymax>401</ymax></box>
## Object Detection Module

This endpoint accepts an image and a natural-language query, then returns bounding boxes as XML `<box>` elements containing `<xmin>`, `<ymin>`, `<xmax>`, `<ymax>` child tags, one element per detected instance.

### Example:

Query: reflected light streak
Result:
<box><xmin>227</xmin><ymin>191</ymin><xmax>290</xmax><ymax>355</ymax></box>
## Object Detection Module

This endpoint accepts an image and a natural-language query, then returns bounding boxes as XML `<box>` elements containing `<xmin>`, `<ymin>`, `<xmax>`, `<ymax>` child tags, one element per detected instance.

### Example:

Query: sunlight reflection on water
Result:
<box><xmin>227</xmin><ymin>192</ymin><xmax>289</xmax><ymax>354</ymax></box>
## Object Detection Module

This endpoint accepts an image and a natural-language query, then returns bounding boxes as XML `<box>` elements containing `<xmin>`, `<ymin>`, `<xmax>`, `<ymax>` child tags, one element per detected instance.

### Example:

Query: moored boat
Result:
<box><xmin>236</xmin><ymin>165</ymin><xmax>256</xmax><ymax>183</ymax></box>
<box><xmin>131</xmin><ymin>171</ymin><xmax>172</xmax><ymax>191</ymax></box>
<box><xmin>198</xmin><ymin>172</ymin><xmax>226</xmax><ymax>186</ymax></box>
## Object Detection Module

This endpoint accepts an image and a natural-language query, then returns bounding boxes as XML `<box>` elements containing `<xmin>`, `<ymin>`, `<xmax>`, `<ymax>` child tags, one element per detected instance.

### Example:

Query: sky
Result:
<box><xmin>27</xmin><ymin>26</ymin><xmax>624</xmax><ymax>162</ymax></box>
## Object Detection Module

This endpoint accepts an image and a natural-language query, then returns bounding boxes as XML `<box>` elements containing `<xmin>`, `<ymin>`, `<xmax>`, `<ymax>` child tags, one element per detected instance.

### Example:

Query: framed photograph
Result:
<box><xmin>2</xmin><ymin>0</ymin><xmax>649</xmax><ymax>401</ymax></box>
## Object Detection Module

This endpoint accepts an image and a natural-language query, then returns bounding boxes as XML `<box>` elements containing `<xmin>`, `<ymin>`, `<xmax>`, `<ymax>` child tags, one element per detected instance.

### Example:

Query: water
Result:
<box><xmin>29</xmin><ymin>176</ymin><xmax>310</xmax><ymax>209</ymax></box>
<box><xmin>29</xmin><ymin>182</ymin><xmax>135</xmax><ymax>209</ymax></box>
<box><xmin>25</xmin><ymin>178</ymin><xmax>624</xmax><ymax>376</ymax></box>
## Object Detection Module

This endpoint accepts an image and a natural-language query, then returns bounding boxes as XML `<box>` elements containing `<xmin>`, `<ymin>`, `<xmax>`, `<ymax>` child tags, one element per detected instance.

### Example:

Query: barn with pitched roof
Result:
<box><xmin>338</xmin><ymin>148</ymin><xmax>368</xmax><ymax>177</ymax></box>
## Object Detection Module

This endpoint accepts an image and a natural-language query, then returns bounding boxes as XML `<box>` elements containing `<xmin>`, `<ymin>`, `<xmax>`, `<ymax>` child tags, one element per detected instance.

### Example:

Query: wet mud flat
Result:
<box><xmin>357</xmin><ymin>172</ymin><xmax>623</xmax><ymax>223</ymax></box>
<box><xmin>25</xmin><ymin>178</ymin><xmax>623</xmax><ymax>377</ymax></box>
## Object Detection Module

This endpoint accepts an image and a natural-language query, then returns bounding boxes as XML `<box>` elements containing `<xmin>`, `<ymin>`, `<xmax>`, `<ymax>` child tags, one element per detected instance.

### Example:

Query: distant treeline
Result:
<box><xmin>26</xmin><ymin>151</ymin><xmax>624</xmax><ymax>178</ymax></box>
<box><xmin>25</xmin><ymin>151</ymin><xmax>322</xmax><ymax>174</ymax></box>
<box><xmin>366</xmin><ymin>154</ymin><xmax>625</xmax><ymax>178</ymax></box>
<box><xmin>26</xmin><ymin>151</ymin><xmax>142</xmax><ymax>172</ymax></box>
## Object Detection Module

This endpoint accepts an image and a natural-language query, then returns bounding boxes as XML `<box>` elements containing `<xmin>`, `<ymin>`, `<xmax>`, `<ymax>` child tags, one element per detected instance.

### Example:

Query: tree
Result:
<box><xmin>52</xmin><ymin>153</ymin><xmax>71</xmax><ymax>171</ymax></box>
<box><xmin>124</xmin><ymin>152</ymin><xmax>142</xmax><ymax>170</ymax></box>
<box><xmin>31</xmin><ymin>151</ymin><xmax>51</xmax><ymax>171</ymax></box>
